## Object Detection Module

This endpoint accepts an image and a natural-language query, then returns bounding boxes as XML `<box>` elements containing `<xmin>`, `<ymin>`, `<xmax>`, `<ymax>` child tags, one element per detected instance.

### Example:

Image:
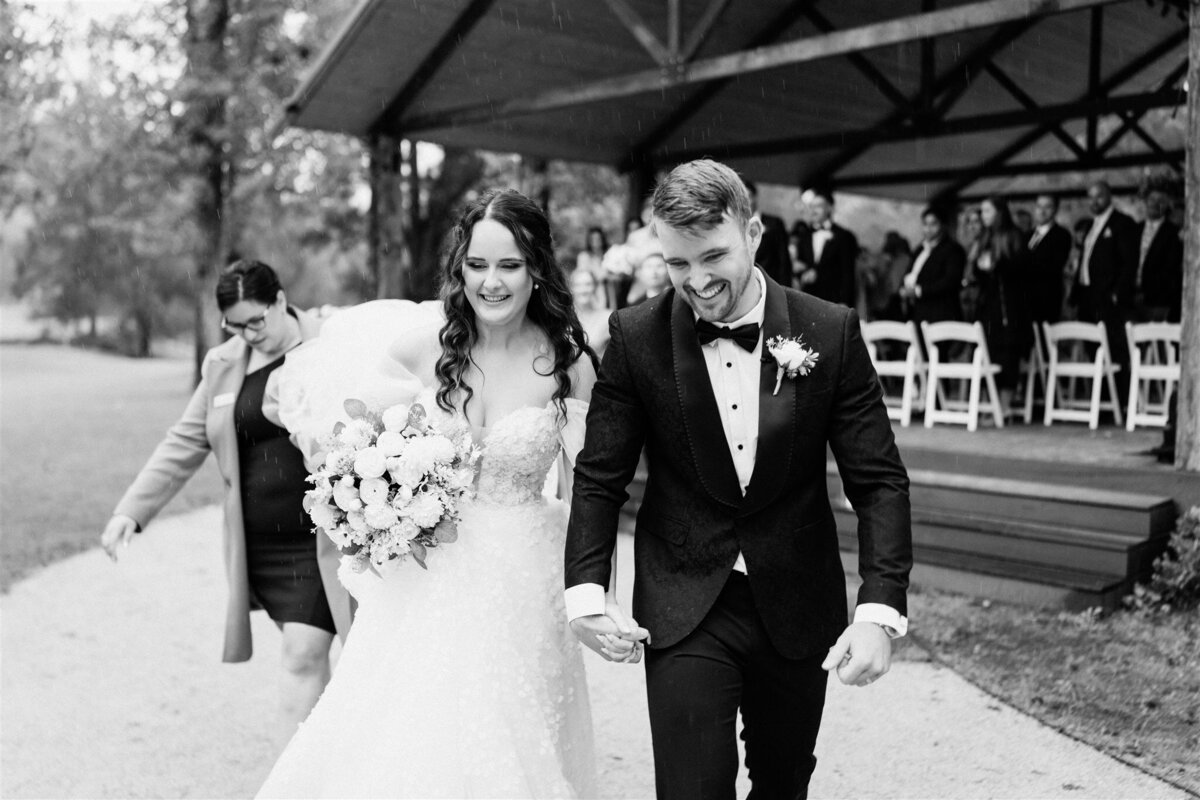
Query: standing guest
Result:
<box><xmin>1071</xmin><ymin>180</ymin><xmax>1138</xmax><ymax>405</ymax></box>
<box><xmin>867</xmin><ymin>231</ymin><xmax>912</xmax><ymax>321</ymax></box>
<box><xmin>1013</xmin><ymin>208</ymin><xmax>1034</xmax><ymax>238</ymax></box>
<box><xmin>975</xmin><ymin>196</ymin><xmax>1032</xmax><ymax>413</ymax></box>
<box><xmin>603</xmin><ymin>203</ymin><xmax>656</xmax><ymax>310</ymax></box>
<box><xmin>570</xmin><ymin>268</ymin><xmax>612</xmax><ymax>358</ymax></box>
<box><xmin>959</xmin><ymin>206</ymin><xmax>985</xmax><ymax>322</ymax></box>
<box><xmin>101</xmin><ymin>259</ymin><xmax>352</xmax><ymax>743</ymax></box>
<box><xmin>901</xmin><ymin>206</ymin><xmax>966</xmax><ymax>325</ymax></box>
<box><xmin>1027</xmin><ymin>194</ymin><xmax>1073</xmax><ymax>324</ymax></box>
<box><xmin>745</xmin><ymin>181</ymin><xmax>791</xmax><ymax>287</ymax></box>
<box><xmin>1063</xmin><ymin>216</ymin><xmax>1093</xmax><ymax>319</ymax></box>
<box><xmin>626</xmin><ymin>251</ymin><xmax>671</xmax><ymax>306</ymax></box>
<box><xmin>575</xmin><ymin>226</ymin><xmax>609</xmax><ymax>288</ymax></box>
<box><xmin>794</xmin><ymin>187</ymin><xmax>859</xmax><ymax>307</ymax></box>
<box><xmin>1133</xmin><ymin>186</ymin><xmax>1183</xmax><ymax>322</ymax></box>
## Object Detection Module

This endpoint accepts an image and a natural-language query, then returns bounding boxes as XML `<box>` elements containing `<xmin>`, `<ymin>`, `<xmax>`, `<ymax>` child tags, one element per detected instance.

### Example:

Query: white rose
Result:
<box><xmin>393</xmin><ymin>484</ymin><xmax>414</xmax><ymax>504</ymax></box>
<box><xmin>364</xmin><ymin>503</ymin><xmax>399</xmax><ymax>530</ymax></box>
<box><xmin>332</xmin><ymin>478</ymin><xmax>363</xmax><ymax>512</ymax></box>
<box><xmin>309</xmin><ymin>478</ymin><xmax>333</xmax><ymax>505</ymax></box>
<box><xmin>407</xmin><ymin>491</ymin><xmax>444</xmax><ymax>529</ymax></box>
<box><xmin>309</xmin><ymin>503</ymin><xmax>340</xmax><ymax>531</ymax></box>
<box><xmin>354</xmin><ymin>446</ymin><xmax>388</xmax><ymax>479</ymax></box>
<box><xmin>396</xmin><ymin>519</ymin><xmax>422</xmax><ymax>541</ymax></box>
<box><xmin>324</xmin><ymin>448</ymin><xmax>349</xmax><ymax>472</ymax></box>
<box><xmin>381</xmin><ymin>403</ymin><xmax>411</xmax><ymax>432</ymax></box>
<box><xmin>346</xmin><ymin>509</ymin><xmax>369</xmax><ymax>532</ymax></box>
<box><xmin>390</xmin><ymin>456</ymin><xmax>425</xmax><ymax>488</ymax></box>
<box><xmin>376</xmin><ymin>430</ymin><xmax>406</xmax><ymax>457</ymax></box>
<box><xmin>358</xmin><ymin>476</ymin><xmax>390</xmax><ymax>506</ymax></box>
<box><xmin>770</xmin><ymin>340</ymin><xmax>816</xmax><ymax>372</ymax></box>
<box><xmin>424</xmin><ymin>434</ymin><xmax>457</xmax><ymax>465</ymax></box>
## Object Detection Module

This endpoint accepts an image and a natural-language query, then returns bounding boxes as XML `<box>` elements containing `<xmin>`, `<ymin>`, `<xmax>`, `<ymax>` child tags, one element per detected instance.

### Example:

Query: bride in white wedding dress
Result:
<box><xmin>258</xmin><ymin>190</ymin><xmax>640</xmax><ymax>799</ymax></box>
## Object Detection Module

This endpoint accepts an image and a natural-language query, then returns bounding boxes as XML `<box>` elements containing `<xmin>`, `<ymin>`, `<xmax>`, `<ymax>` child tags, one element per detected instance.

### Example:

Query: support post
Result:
<box><xmin>368</xmin><ymin>134</ymin><xmax>406</xmax><ymax>299</ymax></box>
<box><xmin>1176</xmin><ymin>2</ymin><xmax>1199</xmax><ymax>471</ymax></box>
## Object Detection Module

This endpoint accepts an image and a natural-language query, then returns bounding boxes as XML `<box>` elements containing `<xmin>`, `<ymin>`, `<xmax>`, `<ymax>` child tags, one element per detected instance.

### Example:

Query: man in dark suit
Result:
<box><xmin>565</xmin><ymin>159</ymin><xmax>912</xmax><ymax>799</ymax></box>
<box><xmin>900</xmin><ymin>205</ymin><xmax>965</xmax><ymax>324</ymax></box>
<box><xmin>795</xmin><ymin>186</ymin><xmax>859</xmax><ymax>307</ymax></box>
<box><xmin>1072</xmin><ymin>180</ymin><xmax>1138</xmax><ymax>404</ymax></box>
<box><xmin>746</xmin><ymin>180</ymin><xmax>792</xmax><ymax>288</ymax></box>
<box><xmin>1133</xmin><ymin>188</ymin><xmax>1183</xmax><ymax>323</ymax></box>
<box><xmin>1027</xmin><ymin>194</ymin><xmax>1073</xmax><ymax>323</ymax></box>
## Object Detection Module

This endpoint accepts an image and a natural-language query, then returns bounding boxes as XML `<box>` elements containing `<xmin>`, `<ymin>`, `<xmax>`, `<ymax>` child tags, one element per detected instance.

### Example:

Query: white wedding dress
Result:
<box><xmin>259</xmin><ymin>303</ymin><xmax>596</xmax><ymax>799</ymax></box>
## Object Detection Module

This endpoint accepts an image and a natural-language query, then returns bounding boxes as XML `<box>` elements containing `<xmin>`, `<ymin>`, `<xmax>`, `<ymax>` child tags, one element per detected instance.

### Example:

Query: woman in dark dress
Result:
<box><xmin>975</xmin><ymin>196</ymin><xmax>1032</xmax><ymax>413</ymax></box>
<box><xmin>102</xmin><ymin>260</ymin><xmax>351</xmax><ymax>743</ymax></box>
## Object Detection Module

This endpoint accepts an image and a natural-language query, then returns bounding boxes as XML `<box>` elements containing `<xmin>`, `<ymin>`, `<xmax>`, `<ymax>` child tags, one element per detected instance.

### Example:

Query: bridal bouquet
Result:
<box><xmin>303</xmin><ymin>399</ymin><xmax>480</xmax><ymax>571</ymax></box>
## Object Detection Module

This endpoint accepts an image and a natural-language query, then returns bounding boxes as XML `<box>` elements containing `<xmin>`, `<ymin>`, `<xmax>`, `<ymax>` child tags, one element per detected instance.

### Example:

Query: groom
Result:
<box><xmin>565</xmin><ymin>158</ymin><xmax>912</xmax><ymax>799</ymax></box>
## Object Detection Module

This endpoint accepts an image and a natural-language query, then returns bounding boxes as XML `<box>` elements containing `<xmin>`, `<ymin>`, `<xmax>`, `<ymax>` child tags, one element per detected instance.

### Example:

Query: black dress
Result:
<box><xmin>235</xmin><ymin>356</ymin><xmax>335</xmax><ymax>633</ymax></box>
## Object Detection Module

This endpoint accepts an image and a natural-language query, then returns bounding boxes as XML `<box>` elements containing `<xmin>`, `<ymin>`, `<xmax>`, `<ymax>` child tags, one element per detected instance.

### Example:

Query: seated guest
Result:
<box><xmin>1027</xmin><ymin>194</ymin><xmax>1073</xmax><ymax>324</ymax></box>
<box><xmin>1134</xmin><ymin>186</ymin><xmax>1183</xmax><ymax>322</ymax></box>
<box><xmin>901</xmin><ymin>206</ymin><xmax>966</xmax><ymax>325</ymax></box>
<box><xmin>793</xmin><ymin>187</ymin><xmax>858</xmax><ymax>307</ymax></box>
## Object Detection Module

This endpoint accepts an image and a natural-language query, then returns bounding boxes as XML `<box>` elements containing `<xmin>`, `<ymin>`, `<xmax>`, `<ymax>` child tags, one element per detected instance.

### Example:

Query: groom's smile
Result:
<box><xmin>656</xmin><ymin>212</ymin><xmax>762</xmax><ymax>323</ymax></box>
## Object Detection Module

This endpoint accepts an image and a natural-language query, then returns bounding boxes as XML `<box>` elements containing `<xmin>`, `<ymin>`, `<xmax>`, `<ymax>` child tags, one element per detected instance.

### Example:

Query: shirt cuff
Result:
<box><xmin>854</xmin><ymin>603</ymin><xmax>908</xmax><ymax>638</ymax></box>
<box><xmin>564</xmin><ymin>583</ymin><xmax>607</xmax><ymax>623</ymax></box>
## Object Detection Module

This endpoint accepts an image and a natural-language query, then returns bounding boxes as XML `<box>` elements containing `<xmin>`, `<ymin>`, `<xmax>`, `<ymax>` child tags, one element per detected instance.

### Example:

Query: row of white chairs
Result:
<box><xmin>862</xmin><ymin>320</ymin><xmax>1181</xmax><ymax>432</ymax></box>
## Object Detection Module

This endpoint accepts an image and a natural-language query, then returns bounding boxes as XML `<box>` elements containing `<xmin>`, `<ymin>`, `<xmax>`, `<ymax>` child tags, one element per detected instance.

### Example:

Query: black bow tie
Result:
<box><xmin>696</xmin><ymin>319</ymin><xmax>760</xmax><ymax>351</ymax></box>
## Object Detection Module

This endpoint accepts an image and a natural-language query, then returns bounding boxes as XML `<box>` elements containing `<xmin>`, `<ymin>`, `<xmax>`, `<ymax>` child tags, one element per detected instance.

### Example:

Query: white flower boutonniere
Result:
<box><xmin>766</xmin><ymin>335</ymin><xmax>819</xmax><ymax>396</ymax></box>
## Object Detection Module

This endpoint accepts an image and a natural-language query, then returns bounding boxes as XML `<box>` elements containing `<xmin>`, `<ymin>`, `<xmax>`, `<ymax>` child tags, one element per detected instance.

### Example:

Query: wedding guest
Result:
<box><xmin>1063</xmin><ymin>216</ymin><xmax>1093</xmax><ymax>319</ymax></box>
<box><xmin>575</xmin><ymin>226</ymin><xmax>609</xmax><ymax>287</ymax></box>
<box><xmin>864</xmin><ymin>232</ymin><xmax>911</xmax><ymax>321</ymax></box>
<box><xmin>602</xmin><ymin>204</ymin><xmax>655</xmax><ymax>309</ymax></box>
<box><xmin>1013</xmin><ymin>208</ymin><xmax>1034</xmax><ymax>237</ymax></box>
<box><xmin>901</xmin><ymin>206</ymin><xmax>965</xmax><ymax>326</ymax></box>
<box><xmin>626</xmin><ymin>251</ymin><xmax>670</xmax><ymax>306</ymax></box>
<box><xmin>959</xmin><ymin>206</ymin><xmax>985</xmax><ymax>322</ymax></box>
<box><xmin>570</xmin><ymin>268</ymin><xmax>612</xmax><ymax>358</ymax></box>
<box><xmin>1027</xmin><ymin>194</ymin><xmax>1073</xmax><ymax>325</ymax></box>
<box><xmin>745</xmin><ymin>181</ymin><xmax>791</xmax><ymax>287</ymax></box>
<box><xmin>975</xmin><ymin>196</ymin><xmax>1032</xmax><ymax>413</ymax></box>
<box><xmin>794</xmin><ymin>187</ymin><xmax>858</xmax><ymax>307</ymax></box>
<box><xmin>100</xmin><ymin>259</ymin><xmax>352</xmax><ymax>743</ymax></box>
<box><xmin>1133</xmin><ymin>186</ymin><xmax>1183</xmax><ymax>322</ymax></box>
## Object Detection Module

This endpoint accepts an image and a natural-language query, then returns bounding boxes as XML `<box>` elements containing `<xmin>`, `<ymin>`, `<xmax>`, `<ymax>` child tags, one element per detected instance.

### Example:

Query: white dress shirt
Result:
<box><xmin>565</xmin><ymin>270</ymin><xmax>906</xmax><ymax>637</ymax></box>
<box><xmin>812</xmin><ymin>224</ymin><xmax>833</xmax><ymax>263</ymax></box>
<box><xmin>1080</xmin><ymin>205</ymin><xmax>1114</xmax><ymax>287</ymax></box>
<box><xmin>903</xmin><ymin>238</ymin><xmax>938</xmax><ymax>294</ymax></box>
<box><xmin>1137</xmin><ymin>217</ymin><xmax>1162</xmax><ymax>288</ymax></box>
<box><xmin>1029</xmin><ymin>222</ymin><xmax>1052</xmax><ymax>250</ymax></box>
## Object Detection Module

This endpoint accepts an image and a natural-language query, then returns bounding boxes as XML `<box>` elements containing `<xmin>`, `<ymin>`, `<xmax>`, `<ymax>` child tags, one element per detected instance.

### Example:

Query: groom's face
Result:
<box><xmin>656</xmin><ymin>212</ymin><xmax>762</xmax><ymax>323</ymax></box>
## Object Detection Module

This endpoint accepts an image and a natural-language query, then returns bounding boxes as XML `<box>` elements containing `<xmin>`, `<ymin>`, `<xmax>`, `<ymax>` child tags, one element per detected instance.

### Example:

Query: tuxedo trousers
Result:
<box><xmin>644</xmin><ymin>571</ymin><xmax>828</xmax><ymax>800</ymax></box>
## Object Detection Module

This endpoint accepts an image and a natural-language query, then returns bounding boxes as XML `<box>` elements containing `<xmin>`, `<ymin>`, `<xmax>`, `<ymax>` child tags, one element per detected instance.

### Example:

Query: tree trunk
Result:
<box><xmin>1176</xmin><ymin>2</ymin><xmax>1200</xmax><ymax>470</ymax></box>
<box><xmin>183</xmin><ymin>0</ymin><xmax>230</xmax><ymax>385</ymax></box>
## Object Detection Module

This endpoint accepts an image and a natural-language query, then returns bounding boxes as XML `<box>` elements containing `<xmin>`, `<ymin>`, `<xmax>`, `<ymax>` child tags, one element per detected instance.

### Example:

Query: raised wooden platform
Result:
<box><xmin>828</xmin><ymin>464</ymin><xmax>1176</xmax><ymax>611</ymax></box>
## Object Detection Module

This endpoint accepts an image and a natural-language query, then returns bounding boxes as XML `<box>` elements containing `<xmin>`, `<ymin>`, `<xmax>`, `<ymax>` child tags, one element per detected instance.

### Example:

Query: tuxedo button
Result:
<box><xmin>726</xmin><ymin>362</ymin><xmax>732</xmax><ymax>368</ymax></box>
<box><xmin>737</xmin><ymin>444</ymin><xmax>744</xmax><ymax>450</ymax></box>
<box><xmin>732</xmin><ymin>404</ymin><xmax>738</xmax><ymax>410</ymax></box>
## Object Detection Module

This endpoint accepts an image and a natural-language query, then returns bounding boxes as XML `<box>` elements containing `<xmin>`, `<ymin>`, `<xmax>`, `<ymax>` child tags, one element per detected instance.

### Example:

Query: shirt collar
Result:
<box><xmin>693</xmin><ymin>268</ymin><xmax>768</xmax><ymax>333</ymax></box>
<box><xmin>1036</xmin><ymin>222</ymin><xmax>1053</xmax><ymax>235</ymax></box>
<box><xmin>1093</xmin><ymin>205</ymin><xmax>1115</xmax><ymax>228</ymax></box>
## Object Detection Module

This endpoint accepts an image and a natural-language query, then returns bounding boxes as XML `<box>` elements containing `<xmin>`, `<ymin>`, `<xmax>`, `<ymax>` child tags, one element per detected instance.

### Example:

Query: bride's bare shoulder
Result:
<box><xmin>387</xmin><ymin>322</ymin><xmax>443</xmax><ymax>383</ymax></box>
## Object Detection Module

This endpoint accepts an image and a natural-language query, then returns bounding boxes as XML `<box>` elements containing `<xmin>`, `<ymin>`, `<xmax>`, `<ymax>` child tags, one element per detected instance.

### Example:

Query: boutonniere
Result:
<box><xmin>765</xmin><ymin>335</ymin><xmax>819</xmax><ymax>396</ymax></box>
<box><xmin>1102</xmin><ymin>228</ymin><xmax>1112</xmax><ymax>238</ymax></box>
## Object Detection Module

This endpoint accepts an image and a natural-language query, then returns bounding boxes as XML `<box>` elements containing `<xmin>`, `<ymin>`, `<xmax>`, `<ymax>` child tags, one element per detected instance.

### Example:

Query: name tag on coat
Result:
<box><xmin>213</xmin><ymin>392</ymin><xmax>236</xmax><ymax>408</ymax></box>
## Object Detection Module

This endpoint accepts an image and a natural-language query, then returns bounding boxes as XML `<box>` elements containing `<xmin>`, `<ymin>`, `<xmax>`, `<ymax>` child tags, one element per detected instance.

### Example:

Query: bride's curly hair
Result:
<box><xmin>435</xmin><ymin>189</ymin><xmax>597</xmax><ymax>418</ymax></box>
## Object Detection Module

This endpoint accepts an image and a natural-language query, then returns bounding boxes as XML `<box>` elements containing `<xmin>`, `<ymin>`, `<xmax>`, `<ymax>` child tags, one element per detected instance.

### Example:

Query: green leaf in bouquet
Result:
<box><xmin>344</xmin><ymin>398</ymin><xmax>370</xmax><ymax>419</ymax></box>
<box><xmin>433</xmin><ymin>519</ymin><xmax>458</xmax><ymax>544</ymax></box>
<box><xmin>408</xmin><ymin>403</ymin><xmax>428</xmax><ymax>432</ymax></box>
<box><xmin>410</xmin><ymin>539</ymin><xmax>428</xmax><ymax>570</ymax></box>
<box><xmin>332</xmin><ymin>421</ymin><xmax>346</xmax><ymax>436</ymax></box>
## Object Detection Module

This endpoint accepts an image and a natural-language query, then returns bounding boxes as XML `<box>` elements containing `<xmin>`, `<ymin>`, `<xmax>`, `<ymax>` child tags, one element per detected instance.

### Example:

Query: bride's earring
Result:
<box><xmin>533</xmin><ymin>283</ymin><xmax>540</xmax><ymax>290</ymax></box>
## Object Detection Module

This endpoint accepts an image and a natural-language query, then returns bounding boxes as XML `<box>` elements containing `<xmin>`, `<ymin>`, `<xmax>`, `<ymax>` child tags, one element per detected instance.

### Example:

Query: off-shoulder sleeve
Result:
<box><xmin>557</xmin><ymin>398</ymin><xmax>590</xmax><ymax>468</ymax></box>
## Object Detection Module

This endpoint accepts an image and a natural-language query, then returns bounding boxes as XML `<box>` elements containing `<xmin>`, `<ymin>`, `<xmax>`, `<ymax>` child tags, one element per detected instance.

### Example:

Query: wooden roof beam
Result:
<box><xmin>604</xmin><ymin>0</ymin><xmax>671</xmax><ymax>67</ymax></box>
<box><xmin>983</xmin><ymin>62</ymin><xmax>1088</xmax><ymax>159</ymax></box>
<box><xmin>836</xmin><ymin>149</ymin><xmax>1184</xmax><ymax>187</ymax></box>
<box><xmin>399</xmin><ymin>0</ymin><xmax>1125</xmax><ymax>132</ymax></box>
<box><xmin>369</xmin><ymin>0</ymin><xmax>498</xmax><ymax>136</ymax></box>
<box><xmin>800</xmin><ymin>5</ymin><xmax>913</xmax><ymax>114</ymax></box>
<box><xmin>1097</xmin><ymin>58</ymin><xmax>1188</xmax><ymax>154</ymax></box>
<box><xmin>679</xmin><ymin>0</ymin><xmax>732</xmax><ymax>63</ymax></box>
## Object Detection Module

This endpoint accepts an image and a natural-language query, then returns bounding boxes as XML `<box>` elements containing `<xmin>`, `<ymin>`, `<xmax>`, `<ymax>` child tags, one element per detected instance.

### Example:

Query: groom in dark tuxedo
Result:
<box><xmin>565</xmin><ymin>159</ymin><xmax>912</xmax><ymax>799</ymax></box>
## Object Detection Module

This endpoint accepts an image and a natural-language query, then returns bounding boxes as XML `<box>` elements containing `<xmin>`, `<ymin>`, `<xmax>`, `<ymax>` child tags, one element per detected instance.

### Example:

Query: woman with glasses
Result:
<box><xmin>100</xmin><ymin>259</ymin><xmax>351</xmax><ymax>744</ymax></box>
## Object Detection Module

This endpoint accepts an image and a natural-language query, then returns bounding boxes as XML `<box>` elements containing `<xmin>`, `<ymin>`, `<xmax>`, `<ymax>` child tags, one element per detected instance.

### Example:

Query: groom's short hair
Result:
<box><xmin>652</xmin><ymin>159</ymin><xmax>753</xmax><ymax>232</ymax></box>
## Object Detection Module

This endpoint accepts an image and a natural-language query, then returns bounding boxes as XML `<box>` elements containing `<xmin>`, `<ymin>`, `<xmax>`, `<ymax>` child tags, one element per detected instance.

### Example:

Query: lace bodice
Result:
<box><xmin>422</xmin><ymin>390</ymin><xmax>588</xmax><ymax>507</ymax></box>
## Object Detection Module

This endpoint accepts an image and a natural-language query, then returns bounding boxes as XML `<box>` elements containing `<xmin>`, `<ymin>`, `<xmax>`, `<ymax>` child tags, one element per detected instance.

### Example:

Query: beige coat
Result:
<box><xmin>114</xmin><ymin>307</ymin><xmax>352</xmax><ymax>662</ymax></box>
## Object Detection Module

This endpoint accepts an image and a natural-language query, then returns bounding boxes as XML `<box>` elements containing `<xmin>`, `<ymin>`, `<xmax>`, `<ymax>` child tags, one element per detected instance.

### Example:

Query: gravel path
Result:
<box><xmin>1</xmin><ymin>505</ymin><xmax>1187</xmax><ymax>799</ymax></box>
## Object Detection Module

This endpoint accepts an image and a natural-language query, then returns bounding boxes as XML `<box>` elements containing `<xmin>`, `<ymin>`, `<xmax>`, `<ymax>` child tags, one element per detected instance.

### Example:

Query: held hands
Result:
<box><xmin>821</xmin><ymin>621</ymin><xmax>892</xmax><ymax>687</ymax></box>
<box><xmin>100</xmin><ymin>514</ymin><xmax>139</xmax><ymax>562</ymax></box>
<box><xmin>570</xmin><ymin>596</ymin><xmax>651</xmax><ymax>665</ymax></box>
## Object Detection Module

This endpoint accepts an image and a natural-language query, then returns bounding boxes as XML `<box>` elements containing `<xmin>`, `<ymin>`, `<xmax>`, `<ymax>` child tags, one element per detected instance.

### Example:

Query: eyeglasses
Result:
<box><xmin>220</xmin><ymin>308</ymin><xmax>271</xmax><ymax>334</ymax></box>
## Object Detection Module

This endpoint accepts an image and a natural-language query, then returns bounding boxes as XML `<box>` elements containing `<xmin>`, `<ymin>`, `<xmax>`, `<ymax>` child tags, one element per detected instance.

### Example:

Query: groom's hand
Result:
<box><xmin>821</xmin><ymin>622</ymin><xmax>892</xmax><ymax>687</ymax></box>
<box><xmin>570</xmin><ymin>600</ymin><xmax>650</xmax><ymax>663</ymax></box>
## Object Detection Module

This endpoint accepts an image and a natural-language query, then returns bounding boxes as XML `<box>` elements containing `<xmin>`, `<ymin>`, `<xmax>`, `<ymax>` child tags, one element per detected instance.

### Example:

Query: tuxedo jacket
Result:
<box><xmin>1074</xmin><ymin>209</ymin><xmax>1138</xmax><ymax>307</ymax></box>
<box><xmin>1136</xmin><ymin>219</ymin><xmax>1183</xmax><ymax>319</ymax></box>
<box><xmin>908</xmin><ymin>237</ymin><xmax>965</xmax><ymax>324</ymax></box>
<box><xmin>756</xmin><ymin>213</ymin><xmax>792</xmax><ymax>288</ymax></box>
<box><xmin>798</xmin><ymin>223</ymin><xmax>859</xmax><ymax>307</ymax></box>
<box><xmin>565</xmin><ymin>273</ymin><xmax>912</xmax><ymax>659</ymax></box>
<box><xmin>1027</xmin><ymin>224</ymin><xmax>1072</xmax><ymax>323</ymax></box>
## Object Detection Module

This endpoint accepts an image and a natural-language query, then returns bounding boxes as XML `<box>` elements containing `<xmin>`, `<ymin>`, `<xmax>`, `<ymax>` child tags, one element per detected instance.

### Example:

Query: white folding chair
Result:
<box><xmin>1020</xmin><ymin>322</ymin><xmax>1049</xmax><ymax>424</ymax></box>
<box><xmin>1042</xmin><ymin>321</ymin><xmax>1123</xmax><ymax>430</ymax></box>
<box><xmin>921</xmin><ymin>321</ymin><xmax>1005</xmax><ymax>432</ymax></box>
<box><xmin>861</xmin><ymin>320</ymin><xmax>926</xmax><ymax>427</ymax></box>
<box><xmin>1125</xmin><ymin>322</ymin><xmax>1180</xmax><ymax>431</ymax></box>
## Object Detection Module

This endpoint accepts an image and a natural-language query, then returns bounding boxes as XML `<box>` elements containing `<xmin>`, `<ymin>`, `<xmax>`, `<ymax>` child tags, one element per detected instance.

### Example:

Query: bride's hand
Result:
<box><xmin>570</xmin><ymin>597</ymin><xmax>650</xmax><ymax>664</ymax></box>
<box><xmin>101</xmin><ymin>514</ymin><xmax>138</xmax><ymax>561</ymax></box>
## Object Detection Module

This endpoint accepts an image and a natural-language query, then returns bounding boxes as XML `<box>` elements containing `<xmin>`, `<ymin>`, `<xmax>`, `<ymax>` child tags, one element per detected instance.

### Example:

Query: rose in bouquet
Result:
<box><xmin>304</xmin><ymin>398</ymin><xmax>480</xmax><ymax>571</ymax></box>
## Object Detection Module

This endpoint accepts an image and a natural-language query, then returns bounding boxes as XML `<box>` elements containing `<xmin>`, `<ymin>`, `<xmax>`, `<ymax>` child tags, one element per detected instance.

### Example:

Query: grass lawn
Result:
<box><xmin>904</xmin><ymin>589</ymin><xmax>1200</xmax><ymax>796</ymax></box>
<box><xmin>1</xmin><ymin>344</ymin><xmax>224</xmax><ymax>590</ymax></box>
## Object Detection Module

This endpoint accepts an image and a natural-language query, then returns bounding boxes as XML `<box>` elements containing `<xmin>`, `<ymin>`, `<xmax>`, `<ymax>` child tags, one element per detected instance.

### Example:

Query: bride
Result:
<box><xmin>257</xmin><ymin>189</ymin><xmax>641</xmax><ymax>799</ymax></box>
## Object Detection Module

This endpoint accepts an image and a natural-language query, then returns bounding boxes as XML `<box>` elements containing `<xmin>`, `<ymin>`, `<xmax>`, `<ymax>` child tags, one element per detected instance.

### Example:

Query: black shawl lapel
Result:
<box><xmin>671</xmin><ymin>293</ymin><xmax>743</xmax><ymax>509</ymax></box>
<box><xmin>739</xmin><ymin>275</ymin><xmax>795</xmax><ymax>516</ymax></box>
